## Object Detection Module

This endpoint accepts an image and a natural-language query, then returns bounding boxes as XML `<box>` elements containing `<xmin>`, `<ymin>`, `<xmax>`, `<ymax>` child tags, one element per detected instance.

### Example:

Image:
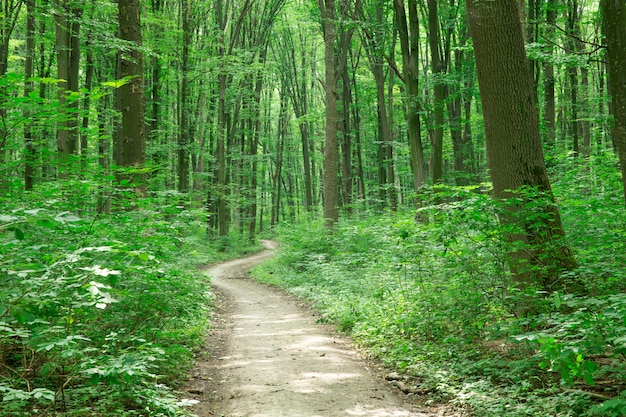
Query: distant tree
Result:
<box><xmin>601</xmin><ymin>0</ymin><xmax>626</xmax><ymax>205</ymax></box>
<box><xmin>466</xmin><ymin>0</ymin><xmax>577</xmax><ymax>289</ymax></box>
<box><xmin>427</xmin><ymin>0</ymin><xmax>444</xmax><ymax>184</ymax></box>
<box><xmin>393</xmin><ymin>0</ymin><xmax>425</xmax><ymax>192</ymax></box>
<box><xmin>24</xmin><ymin>0</ymin><xmax>35</xmax><ymax>190</ymax></box>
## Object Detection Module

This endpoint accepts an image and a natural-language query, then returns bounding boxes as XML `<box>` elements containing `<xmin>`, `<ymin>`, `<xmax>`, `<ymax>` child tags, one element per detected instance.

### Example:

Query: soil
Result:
<box><xmin>184</xmin><ymin>240</ymin><xmax>457</xmax><ymax>417</ymax></box>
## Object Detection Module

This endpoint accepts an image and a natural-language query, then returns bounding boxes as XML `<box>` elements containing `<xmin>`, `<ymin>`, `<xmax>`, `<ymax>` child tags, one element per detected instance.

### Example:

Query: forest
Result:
<box><xmin>1</xmin><ymin>0</ymin><xmax>626</xmax><ymax>415</ymax></box>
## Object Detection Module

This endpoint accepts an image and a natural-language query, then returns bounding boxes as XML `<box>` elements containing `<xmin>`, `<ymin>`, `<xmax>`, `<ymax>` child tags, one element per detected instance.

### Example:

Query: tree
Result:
<box><xmin>319</xmin><ymin>0</ymin><xmax>339</xmax><ymax>226</ymax></box>
<box><xmin>116</xmin><ymin>0</ymin><xmax>146</xmax><ymax>196</ymax></box>
<box><xmin>601</xmin><ymin>0</ymin><xmax>626</xmax><ymax>205</ymax></box>
<box><xmin>393</xmin><ymin>0</ymin><xmax>425</xmax><ymax>192</ymax></box>
<box><xmin>427</xmin><ymin>0</ymin><xmax>444</xmax><ymax>184</ymax></box>
<box><xmin>178</xmin><ymin>0</ymin><xmax>192</xmax><ymax>193</ymax></box>
<box><xmin>24</xmin><ymin>0</ymin><xmax>35</xmax><ymax>190</ymax></box>
<box><xmin>466</xmin><ymin>0</ymin><xmax>577</xmax><ymax>289</ymax></box>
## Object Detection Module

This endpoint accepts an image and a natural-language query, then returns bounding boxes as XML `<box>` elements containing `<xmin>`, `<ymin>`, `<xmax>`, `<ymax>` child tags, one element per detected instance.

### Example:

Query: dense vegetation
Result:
<box><xmin>1</xmin><ymin>186</ymin><xmax>259</xmax><ymax>417</ymax></box>
<box><xmin>255</xmin><ymin>154</ymin><xmax>626</xmax><ymax>416</ymax></box>
<box><xmin>1</xmin><ymin>0</ymin><xmax>626</xmax><ymax>416</ymax></box>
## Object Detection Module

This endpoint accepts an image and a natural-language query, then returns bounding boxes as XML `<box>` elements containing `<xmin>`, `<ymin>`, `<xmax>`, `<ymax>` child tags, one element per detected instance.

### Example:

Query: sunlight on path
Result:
<box><xmin>192</xmin><ymin>243</ymin><xmax>440</xmax><ymax>417</ymax></box>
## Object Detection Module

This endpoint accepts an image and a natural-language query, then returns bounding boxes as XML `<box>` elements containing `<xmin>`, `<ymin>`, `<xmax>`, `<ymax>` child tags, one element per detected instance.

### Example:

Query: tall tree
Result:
<box><xmin>24</xmin><ymin>0</ymin><xmax>36</xmax><ymax>190</ymax></box>
<box><xmin>543</xmin><ymin>0</ymin><xmax>557</xmax><ymax>145</ymax></box>
<box><xmin>319</xmin><ymin>0</ymin><xmax>339</xmax><ymax>225</ymax></box>
<box><xmin>466</xmin><ymin>0</ymin><xmax>577</xmax><ymax>289</ymax></box>
<box><xmin>117</xmin><ymin>0</ymin><xmax>146</xmax><ymax>196</ymax></box>
<box><xmin>601</xmin><ymin>0</ymin><xmax>626</xmax><ymax>205</ymax></box>
<box><xmin>393</xmin><ymin>0</ymin><xmax>425</xmax><ymax>192</ymax></box>
<box><xmin>359</xmin><ymin>0</ymin><xmax>397</xmax><ymax>209</ymax></box>
<box><xmin>178</xmin><ymin>0</ymin><xmax>192</xmax><ymax>193</ymax></box>
<box><xmin>427</xmin><ymin>0</ymin><xmax>444</xmax><ymax>184</ymax></box>
<box><xmin>0</xmin><ymin>0</ymin><xmax>22</xmax><ymax>190</ymax></box>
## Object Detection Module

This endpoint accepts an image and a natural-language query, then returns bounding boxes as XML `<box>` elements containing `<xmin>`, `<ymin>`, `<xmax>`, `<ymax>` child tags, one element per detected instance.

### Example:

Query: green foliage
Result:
<box><xmin>254</xmin><ymin>160</ymin><xmax>626</xmax><ymax>416</ymax></box>
<box><xmin>0</xmin><ymin>183</ymin><xmax>257</xmax><ymax>416</ymax></box>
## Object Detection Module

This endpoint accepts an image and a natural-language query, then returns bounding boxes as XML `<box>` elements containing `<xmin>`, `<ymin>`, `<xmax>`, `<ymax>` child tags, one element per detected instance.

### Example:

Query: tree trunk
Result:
<box><xmin>467</xmin><ymin>0</ymin><xmax>577</xmax><ymax>290</ymax></box>
<box><xmin>394</xmin><ymin>0</ymin><xmax>425</xmax><ymax>192</ymax></box>
<box><xmin>602</xmin><ymin>0</ymin><xmax>626</xmax><ymax>204</ymax></box>
<box><xmin>543</xmin><ymin>0</ymin><xmax>557</xmax><ymax>145</ymax></box>
<box><xmin>117</xmin><ymin>0</ymin><xmax>146</xmax><ymax>196</ymax></box>
<box><xmin>427</xmin><ymin>0</ymin><xmax>444</xmax><ymax>184</ymax></box>
<box><xmin>24</xmin><ymin>0</ymin><xmax>36</xmax><ymax>190</ymax></box>
<box><xmin>340</xmin><ymin>62</ymin><xmax>352</xmax><ymax>210</ymax></box>
<box><xmin>0</xmin><ymin>0</ymin><xmax>23</xmax><ymax>190</ymax></box>
<box><xmin>178</xmin><ymin>0</ymin><xmax>192</xmax><ymax>193</ymax></box>
<box><xmin>566</xmin><ymin>1</ymin><xmax>580</xmax><ymax>156</ymax></box>
<box><xmin>320</xmin><ymin>0</ymin><xmax>339</xmax><ymax>226</ymax></box>
<box><xmin>55</xmin><ymin>1</ymin><xmax>73</xmax><ymax>175</ymax></box>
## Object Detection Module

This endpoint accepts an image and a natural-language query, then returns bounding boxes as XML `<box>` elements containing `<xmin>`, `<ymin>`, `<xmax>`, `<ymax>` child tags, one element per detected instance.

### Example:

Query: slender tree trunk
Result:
<box><xmin>0</xmin><ymin>0</ymin><xmax>23</xmax><ymax>190</ymax></box>
<box><xmin>178</xmin><ymin>0</ymin><xmax>192</xmax><ymax>193</ymax></box>
<box><xmin>543</xmin><ymin>0</ymin><xmax>557</xmax><ymax>145</ymax></box>
<box><xmin>467</xmin><ymin>0</ymin><xmax>577</xmax><ymax>290</ymax></box>
<box><xmin>428</xmin><ymin>0</ymin><xmax>444</xmax><ymax>184</ymax></box>
<box><xmin>394</xmin><ymin>0</ymin><xmax>425</xmax><ymax>191</ymax></box>
<box><xmin>340</xmin><ymin>62</ymin><xmax>352</xmax><ymax>210</ymax></box>
<box><xmin>24</xmin><ymin>0</ymin><xmax>36</xmax><ymax>190</ymax></box>
<box><xmin>272</xmin><ymin>90</ymin><xmax>288</xmax><ymax>226</ymax></box>
<box><xmin>567</xmin><ymin>1</ymin><xmax>580</xmax><ymax>156</ymax></box>
<box><xmin>82</xmin><ymin>32</ymin><xmax>94</xmax><ymax>168</ymax></box>
<box><xmin>55</xmin><ymin>1</ymin><xmax>72</xmax><ymax>174</ymax></box>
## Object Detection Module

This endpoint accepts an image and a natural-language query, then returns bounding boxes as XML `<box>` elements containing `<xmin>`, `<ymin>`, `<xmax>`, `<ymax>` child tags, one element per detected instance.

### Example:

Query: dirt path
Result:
<box><xmin>186</xmin><ymin>240</ymin><xmax>446</xmax><ymax>417</ymax></box>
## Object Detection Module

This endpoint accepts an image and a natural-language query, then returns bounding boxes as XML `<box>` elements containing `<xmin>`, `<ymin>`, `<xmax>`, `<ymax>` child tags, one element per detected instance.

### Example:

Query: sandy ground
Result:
<box><xmin>185</xmin><ymin>240</ymin><xmax>453</xmax><ymax>417</ymax></box>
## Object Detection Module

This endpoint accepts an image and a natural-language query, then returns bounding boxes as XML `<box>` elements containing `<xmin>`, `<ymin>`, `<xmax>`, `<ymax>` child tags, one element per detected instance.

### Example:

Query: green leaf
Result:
<box><xmin>553</xmin><ymin>291</ymin><xmax>561</xmax><ymax>309</ymax></box>
<box><xmin>14</xmin><ymin>227</ymin><xmax>24</xmax><ymax>240</ymax></box>
<box><xmin>15</xmin><ymin>309</ymin><xmax>35</xmax><ymax>324</ymax></box>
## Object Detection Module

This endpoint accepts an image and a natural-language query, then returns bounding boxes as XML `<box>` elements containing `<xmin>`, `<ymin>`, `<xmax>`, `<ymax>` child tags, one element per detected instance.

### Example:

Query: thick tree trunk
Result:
<box><xmin>602</xmin><ymin>0</ymin><xmax>626</xmax><ymax>204</ymax></box>
<box><xmin>117</xmin><ymin>0</ymin><xmax>146</xmax><ymax>196</ymax></box>
<box><xmin>320</xmin><ymin>0</ymin><xmax>339</xmax><ymax>226</ymax></box>
<box><xmin>467</xmin><ymin>0</ymin><xmax>577</xmax><ymax>290</ymax></box>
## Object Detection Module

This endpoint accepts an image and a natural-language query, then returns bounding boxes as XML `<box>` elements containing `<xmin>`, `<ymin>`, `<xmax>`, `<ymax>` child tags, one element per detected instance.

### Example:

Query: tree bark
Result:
<box><xmin>24</xmin><ymin>0</ymin><xmax>36</xmax><ymax>190</ymax></box>
<box><xmin>467</xmin><ymin>0</ymin><xmax>577</xmax><ymax>290</ymax></box>
<box><xmin>543</xmin><ymin>0</ymin><xmax>557</xmax><ymax>145</ymax></box>
<box><xmin>117</xmin><ymin>0</ymin><xmax>146</xmax><ymax>196</ymax></box>
<box><xmin>319</xmin><ymin>0</ymin><xmax>339</xmax><ymax>226</ymax></box>
<box><xmin>427</xmin><ymin>0</ymin><xmax>444</xmax><ymax>184</ymax></box>
<box><xmin>394</xmin><ymin>0</ymin><xmax>425</xmax><ymax>192</ymax></box>
<box><xmin>178</xmin><ymin>0</ymin><xmax>192</xmax><ymax>193</ymax></box>
<box><xmin>601</xmin><ymin>0</ymin><xmax>626</xmax><ymax>204</ymax></box>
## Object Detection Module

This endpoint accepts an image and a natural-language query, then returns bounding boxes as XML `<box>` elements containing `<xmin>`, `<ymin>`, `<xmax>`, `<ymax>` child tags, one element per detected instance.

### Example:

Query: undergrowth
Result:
<box><xmin>0</xmin><ymin>183</ymin><xmax>259</xmax><ymax>417</ymax></box>
<box><xmin>253</xmin><ymin>155</ymin><xmax>626</xmax><ymax>417</ymax></box>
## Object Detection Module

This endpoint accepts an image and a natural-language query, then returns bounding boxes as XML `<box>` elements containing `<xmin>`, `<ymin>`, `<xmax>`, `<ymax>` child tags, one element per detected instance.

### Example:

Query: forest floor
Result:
<box><xmin>184</xmin><ymin>240</ymin><xmax>460</xmax><ymax>417</ymax></box>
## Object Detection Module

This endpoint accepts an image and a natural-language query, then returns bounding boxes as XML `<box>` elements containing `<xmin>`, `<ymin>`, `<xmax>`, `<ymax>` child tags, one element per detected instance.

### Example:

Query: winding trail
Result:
<box><xmin>186</xmin><ymin>240</ymin><xmax>444</xmax><ymax>417</ymax></box>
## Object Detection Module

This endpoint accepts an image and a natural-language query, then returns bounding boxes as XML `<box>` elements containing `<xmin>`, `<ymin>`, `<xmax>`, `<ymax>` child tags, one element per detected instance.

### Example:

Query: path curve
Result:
<box><xmin>187</xmin><ymin>240</ymin><xmax>439</xmax><ymax>417</ymax></box>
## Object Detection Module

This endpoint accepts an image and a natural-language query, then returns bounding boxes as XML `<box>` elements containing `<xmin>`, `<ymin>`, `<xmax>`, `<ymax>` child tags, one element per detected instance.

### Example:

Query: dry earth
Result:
<box><xmin>184</xmin><ymin>240</ymin><xmax>457</xmax><ymax>417</ymax></box>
